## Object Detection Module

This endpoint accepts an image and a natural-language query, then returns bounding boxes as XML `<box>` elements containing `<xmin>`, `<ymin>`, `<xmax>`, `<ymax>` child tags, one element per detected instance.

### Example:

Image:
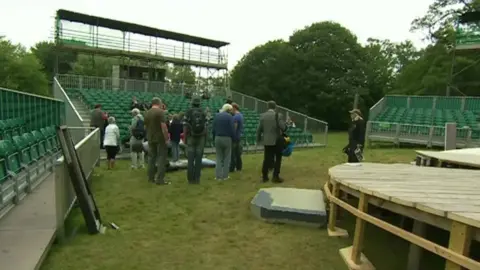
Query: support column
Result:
<box><xmin>407</xmin><ymin>220</ymin><xmax>427</xmax><ymax>270</ymax></box>
<box><xmin>339</xmin><ymin>193</ymin><xmax>374</xmax><ymax>270</ymax></box>
<box><xmin>445</xmin><ymin>222</ymin><xmax>472</xmax><ymax>270</ymax></box>
<box><xmin>327</xmin><ymin>182</ymin><xmax>348</xmax><ymax>237</ymax></box>
<box><xmin>445</xmin><ymin>122</ymin><xmax>457</xmax><ymax>150</ymax></box>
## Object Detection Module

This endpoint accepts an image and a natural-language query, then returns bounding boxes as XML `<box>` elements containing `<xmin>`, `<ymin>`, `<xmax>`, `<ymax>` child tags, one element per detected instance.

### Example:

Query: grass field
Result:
<box><xmin>41</xmin><ymin>133</ymin><xmax>433</xmax><ymax>270</ymax></box>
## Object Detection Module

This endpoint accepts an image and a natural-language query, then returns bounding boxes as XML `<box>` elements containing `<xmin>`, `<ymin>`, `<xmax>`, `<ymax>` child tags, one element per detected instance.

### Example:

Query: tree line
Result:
<box><xmin>230</xmin><ymin>0</ymin><xmax>480</xmax><ymax>129</ymax></box>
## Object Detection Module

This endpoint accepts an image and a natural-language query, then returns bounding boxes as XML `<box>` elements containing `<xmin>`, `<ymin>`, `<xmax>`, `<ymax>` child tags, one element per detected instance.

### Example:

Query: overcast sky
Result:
<box><xmin>0</xmin><ymin>0</ymin><xmax>433</xmax><ymax>69</ymax></box>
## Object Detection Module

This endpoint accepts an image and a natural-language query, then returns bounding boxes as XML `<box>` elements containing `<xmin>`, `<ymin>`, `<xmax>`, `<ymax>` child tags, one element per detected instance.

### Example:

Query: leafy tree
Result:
<box><xmin>231</xmin><ymin>22</ymin><xmax>375</xmax><ymax>129</ymax></box>
<box><xmin>31</xmin><ymin>41</ymin><xmax>77</xmax><ymax>81</ymax></box>
<box><xmin>0</xmin><ymin>37</ymin><xmax>49</xmax><ymax>96</ymax></box>
<box><xmin>71</xmin><ymin>54</ymin><xmax>115</xmax><ymax>77</ymax></box>
<box><xmin>166</xmin><ymin>65</ymin><xmax>196</xmax><ymax>84</ymax></box>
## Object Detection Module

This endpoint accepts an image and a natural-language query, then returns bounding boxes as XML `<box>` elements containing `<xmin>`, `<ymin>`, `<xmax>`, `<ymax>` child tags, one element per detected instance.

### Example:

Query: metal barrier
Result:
<box><xmin>55</xmin><ymin>127</ymin><xmax>100</xmax><ymax>238</ymax></box>
<box><xmin>0</xmin><ymin>87</ymin><xmax>64</xmax><ymax>132</ymax></box>
<box><xmin>367</xmin><ymin>121</ymin><xmax>480</xmax><ymax>148</ymax></box>
<box><xmin>56</xmin><ymin>74</ymin><xmax>228</xmax><ymax>97</ymax></box>
<box><xmin>53</xmin><ymin>77</ymin><xmax>86</xmax><ymax>144</ymax></box>
<box><xmin>231</xmin><ymin>90</ymin><xmax>329</xmax><ymax>146</ymax></box>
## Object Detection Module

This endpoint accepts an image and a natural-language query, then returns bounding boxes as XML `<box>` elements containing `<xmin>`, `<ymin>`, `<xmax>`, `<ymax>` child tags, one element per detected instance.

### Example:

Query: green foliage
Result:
<box><xmin>71</xmin><ymin>55</ymin><xmax>115</xmax><ymax>77</ymax></box>
<box><xmin>231</xmin><ymin>22</ymin><xmax>390</xmax><ymax>129</ymax></box>
<box><xmin>0</xmin><ymin>37</ymin><xmax>49</xmax><ymax>96</ymax></box>
<box><xmin>166</xmin><ymin>65</ymin><xmax>196</xmax><ymax>84</ymax></box>
<box><xmin>31</xmin><ymin>41</ymin><xmax>77</xmax><ymax>81</ymax></box>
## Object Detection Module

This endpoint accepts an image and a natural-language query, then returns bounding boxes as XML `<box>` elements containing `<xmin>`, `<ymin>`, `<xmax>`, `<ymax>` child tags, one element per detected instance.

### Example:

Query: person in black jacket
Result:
<box><xmin>168</xmin><ymin>114</ymin><xmax>183</xmax><ymax>162</ymax></box>
<box><xmin>344</xmin><ymin>108</ymin><xmax>365</xmax><ymax>163</ymax></box>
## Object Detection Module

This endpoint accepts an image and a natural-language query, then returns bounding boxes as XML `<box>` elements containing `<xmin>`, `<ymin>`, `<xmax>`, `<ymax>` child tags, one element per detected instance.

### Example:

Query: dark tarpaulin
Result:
<box><xmin>56</xmin><ymin>9</ymin><xmax>229</xmax><ymax>48</ymax></box>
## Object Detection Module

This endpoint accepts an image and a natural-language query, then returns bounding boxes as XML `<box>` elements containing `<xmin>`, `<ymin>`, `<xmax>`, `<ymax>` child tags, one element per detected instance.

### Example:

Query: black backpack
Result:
<box><xmin>132</xmin><ymin>117</ymin><xmax>145</xmax><ymax>140</ymax></box>
<box><xmin>189</xmin><ymin>108</ymin><xmax>206</xmax><ymax>136</ymax></box>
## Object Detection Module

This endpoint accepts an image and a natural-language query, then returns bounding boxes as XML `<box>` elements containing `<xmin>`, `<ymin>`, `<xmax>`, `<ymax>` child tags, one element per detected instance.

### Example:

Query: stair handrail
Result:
<box><xmin>54</xmin><ymin>77</ymin><xmax>84</xmax><ymax>122</ymax></box>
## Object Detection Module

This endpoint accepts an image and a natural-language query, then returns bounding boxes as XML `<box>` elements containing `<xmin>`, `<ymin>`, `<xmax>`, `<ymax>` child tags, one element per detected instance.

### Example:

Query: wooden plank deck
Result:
<box><xmin>326</xmin><ymin>162</ymin><xmax>480</xmax><ymax>270</ymax></box>
<box><xmin>329</xmin><ymin>163</ymin><xmax>480</xmax><ymax>229</ymax></box>
<box><xmin>416</xmin><ymin>149</ymin><xmax>480</xmax><ymax>168</ymax></box>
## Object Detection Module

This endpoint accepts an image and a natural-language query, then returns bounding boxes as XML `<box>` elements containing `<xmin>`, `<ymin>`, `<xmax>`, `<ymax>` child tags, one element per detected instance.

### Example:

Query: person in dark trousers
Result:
<box><xmin>184</xmin><ymin>97</ymin><xmax>207</xmax><ymax>184</ymax></box>
<box><xmin>256</xmin><ymin>101</ymin><xmax>286</xmax><ymax>183</ymax></box>
<box><xmin>90</xmin><ymin>104</ymin><xmax>106</xmax><ymax>148</ymax></box>
<box><xmin>344</xmin><ymin>108</ymin><xmax>365</xmax><ymax>163</ymax></box>
<box><xmin>230</xmin><ymin>103</ymin><xmax>244</xmax><ymax>172</ymax></box>
<box><xmin>213</xmin><ymin>104</ymin><xmax>235</xmax><ymax>181</ymax></box>
<box><xmin>144</xmin><ymin>97</ymin><xmax>171</xmax><ymax>185</ymax></box>
<box><xmin>168</xmin><ymin>114</ymin><xmax>183</xmax><ymax>162</ymax></box>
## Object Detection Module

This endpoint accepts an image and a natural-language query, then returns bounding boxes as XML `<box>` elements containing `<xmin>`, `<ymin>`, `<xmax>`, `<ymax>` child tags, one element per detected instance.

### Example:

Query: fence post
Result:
<box><xmin>395</xmin><ymin>123</ymin><xmax>401</xmax><ymax>145</ymax></box>
<box><xmin>461</xmin><ymin>97</ymin><xmax>466</xmax><ymax>111</ymax></box>
<box><xmin>365</xmin><ymin>121</ymin><xmax>372</xmax><ymax>147</ymax></box>
<box><xmin>79</xmin><ymin>77</ymin><xmax>83</xmax><ymax>90</ymax></box>
<box><xmin>428</xmin><ymin>127</ymin><xmax>434</xmax><ymax>148</ymax></box>
<box><xmin>241</xmin><ymin>96</ymin><xmax>245</xmax><ymax>109</ymax></box>
<box><xmin>432</xmin><ymin>97</ymin><xmax>437</xmax><ymax>110</ymax></box>
<box><xmin>445</xmin><ymin>122</ymin><xmax>457</xmax><ymax>150</ymax></box>
<box><xmin>466</xmin><ymin>128</ymin><xmax>472</xmax><ymax>148</ymax></box>
<box><xmin>254</xmin><ymin>100</ymin><xmax>258</xmax><ymax>113</ymax></box>
<box><xmin>124</xmin><ymin>80</ymin><xmax>128</xmax><ymax>91</ymax></box>
<box><xmin>304</xmin><ymin>117</ymin><xmax>308</xmax><ymax>133</ymax></box>
<box><xmin>407</xmin><ymin>97</ymin><xmax>411</xmax><ymax>108</ymax></box>
<box><xmin>324</xmin><ymin>125</ymin><xmax>328</xmax><ymax>146</ymax></box>
<box><xmin>144</xmin><ymin>82</ymin><xmax>148</xmax><ymax>92</ymax></box>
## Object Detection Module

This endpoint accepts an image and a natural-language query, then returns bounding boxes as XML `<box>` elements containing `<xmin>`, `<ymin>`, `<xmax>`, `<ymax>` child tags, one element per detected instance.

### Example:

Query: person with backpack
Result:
<box><xmin>130</xmin><ymin>108</ymin><xmax>145</xmax><ymax>169</ymax></box>
<box><xmin>183</xmin><ymin>97</ymin><xmax>207</xmax><ymax>184</ymax></box>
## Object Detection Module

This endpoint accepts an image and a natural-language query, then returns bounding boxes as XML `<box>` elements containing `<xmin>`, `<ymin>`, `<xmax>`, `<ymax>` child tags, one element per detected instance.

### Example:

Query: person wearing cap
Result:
<box><xmin>183</xmin><ymin>97</ymin><xmax>207</xmax><ymax>184</ymax></box>
<box><xmin>257</xmin><ymin>100</ymin><xmax>286</xmax><ymax>183</ymax></box>
<box><xmin>344</xmin><ymin>108</ymin><xmax>366</xmax><ymax>163</ymax></box>
<box><xmin>212</xmin><ymin>104</ymin><xmax>235</xmax><ymax>181</ymax></box>
<box><xmin>130</xmin><ymin>108</ymin><xmax>145</xmax><ymax>169</ymax></box>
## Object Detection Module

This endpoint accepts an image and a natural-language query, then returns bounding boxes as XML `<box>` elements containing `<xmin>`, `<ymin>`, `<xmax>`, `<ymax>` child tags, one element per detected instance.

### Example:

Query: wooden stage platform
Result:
<box><xmin>324</xmin><ymin>162</ymin><xmax>480</xmax><ymax>270</ymax></box>
<box><xmin>416</xmin><ymin>148</ymin><xmax>480</xmax><ymax>169</ymax></box>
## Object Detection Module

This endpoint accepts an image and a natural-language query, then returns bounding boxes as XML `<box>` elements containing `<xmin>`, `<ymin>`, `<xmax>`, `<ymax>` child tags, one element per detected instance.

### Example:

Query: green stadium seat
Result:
<box><xmin>12</xmin><ymin>135</ymin><xmax>32</xmax><ymax>165</ymax></box>
<box><xmin>0</xmin><ymin>140</ymin><xmax>10</xmax><ymax>183</ymax></box>
<box><xmin>22</xmin><ymin>133</ymin><xmax>39</xmax><ymax>161</ymax></box>
<box><xmin>32</xmin><ymin>130</ymin><xmax>47</xmax><ymax>156</ymax></box>
<box><xmin>0</xmin><ymin>140</ymin><xmax>22</xmax><ymax>174</ymax></box>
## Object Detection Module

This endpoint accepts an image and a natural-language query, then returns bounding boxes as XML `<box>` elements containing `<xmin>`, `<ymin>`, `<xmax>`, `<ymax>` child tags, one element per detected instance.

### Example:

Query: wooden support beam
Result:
<box><xmin>407</xmin><ymin>220</ymin><xmax>427</xmax><ymax>270</ymax></box>
<box><xmin>351</xmin><ymin>193</ymin><xmax>369</xmax><ymax>263</ymax></box>
<box><xmin>327</xmin><ymin>182</ymin><xmax>348</xmax><ymax>237</ymax></box>
<box><xmin>445</xmin><ymin>222</ymin><xmax>472</xmax><ymax>270</ymax></box>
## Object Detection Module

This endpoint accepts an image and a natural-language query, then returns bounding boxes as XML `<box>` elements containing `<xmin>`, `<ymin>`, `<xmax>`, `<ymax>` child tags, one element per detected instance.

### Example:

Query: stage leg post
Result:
<box><xmin>407</xmin><ymin>220</ymin><xmax>426</xmax><ymax>270</ymax></box>
<box><xmin>339</xmin><ymin>193</ymin><xmax>374</xmax><ymax>270</ymax></box>
<box><xmin>327</xmin><ymin>182</ymin><xmax>348</xmax><ymax>237</ymax></box>
<box><xmin>445</xmin><ymin>221</ymin><xmax>472</xmax><ymax>270</ymax></box>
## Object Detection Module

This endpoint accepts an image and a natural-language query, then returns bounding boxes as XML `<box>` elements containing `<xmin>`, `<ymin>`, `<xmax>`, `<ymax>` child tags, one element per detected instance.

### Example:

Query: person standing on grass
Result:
<box><xmin>130</xmin><ymin>108</ymin><xmax>145</xmax><ymax>169</ymax></box>
<box><xmin>90</xmin><ymin>104</ymin><xmax>106</xmax><ymax>148</ymax></box>
<box><xmin>144</xmin><ymin>97</ymin><xmax>170</xmax><ymax>185</ymax></box>
<box><xmin>257</xmin><ymin>101</ymin><xmax>286</xmax><ymax>183</ymax></box>
<box><xmin>344</xmin><ymin>108</ymin><xmax>365</xmax><ymax>163</ymax></box>
<box><xmin>230</xmin><ymin>103</ymin><xmax>244</xmax><ymax>172</ymax></box>
<box><xmin>104</xmin><ymin>117</ymin><xmax>120</xmax><ymax>170</ymax></box>
<box><xmin>184</xmin><ymin>97</ymin><xmax>207</xmax><ymax>184</ymax></box>
<box><xmin>212</xmin><ymin>104</ymin><xmax>235</xmax><ymax>181</ymax></box>
<box><xmin>168</xmin><ymin>114</ymin><xmax>183</xmax><ymax>162</ymax></box>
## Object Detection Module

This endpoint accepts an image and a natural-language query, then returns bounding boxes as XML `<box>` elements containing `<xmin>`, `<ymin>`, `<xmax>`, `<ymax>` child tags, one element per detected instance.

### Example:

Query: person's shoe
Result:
<box><xmin>155</xmin><ymin>181</ymin><xmax>171</xmax><ymax>185</ymax></box>
<box><xmin>272</xmin><ymin>177</ymin><xmax>284</xmax><ymax>183</ymax></box>
<box><xmin>131</xmin><ymin>166</ymin><xmax>137</xmax><ymax>170</ymax></box>
<box><xmin>262</xmin><ymin>177</ymin><xmax>269</xmax><ymax>183</ymax></box>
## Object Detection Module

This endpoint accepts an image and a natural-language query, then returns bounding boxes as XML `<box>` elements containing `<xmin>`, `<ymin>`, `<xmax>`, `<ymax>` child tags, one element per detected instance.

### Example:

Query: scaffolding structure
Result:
<box><xmin>53</xmin><ymin>9</ymin><xmax>230</xmax><ymax>91</ymax></box>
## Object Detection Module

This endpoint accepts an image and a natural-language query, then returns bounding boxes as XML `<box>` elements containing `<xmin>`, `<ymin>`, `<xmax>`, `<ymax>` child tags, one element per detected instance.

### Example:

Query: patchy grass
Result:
<box><xmin>42</xmin><ymin>133</ymin><xmax>421</xmax><ymax>270</ymax></box>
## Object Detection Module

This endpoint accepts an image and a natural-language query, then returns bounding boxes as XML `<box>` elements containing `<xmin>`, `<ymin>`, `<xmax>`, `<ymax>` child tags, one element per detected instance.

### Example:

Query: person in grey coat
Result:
<box><xmin>130</xmin><ymin>108</ymin><xmax>145</xmax><ymax>169</ymax></box>
<box><xmin>212</xmin><ymin>104</ymin><xmax>235</xmax><ymax>181</ymax></box>
<box><xmin>256</xmin><ymin>101</ymin><xmax>286</xmax><ymax>183</ymax></box>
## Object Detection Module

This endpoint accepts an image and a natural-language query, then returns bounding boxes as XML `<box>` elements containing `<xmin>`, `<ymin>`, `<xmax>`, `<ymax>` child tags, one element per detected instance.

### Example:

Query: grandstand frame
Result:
<box><xmin>366</xmin><ymin>95</ymin><xmax>480</xmax><ymax>148</ymax></box>
<box><xmin>53</xmin><ymin>9</ymin><xmax>231</xmax><ymax>90</ymax></box>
